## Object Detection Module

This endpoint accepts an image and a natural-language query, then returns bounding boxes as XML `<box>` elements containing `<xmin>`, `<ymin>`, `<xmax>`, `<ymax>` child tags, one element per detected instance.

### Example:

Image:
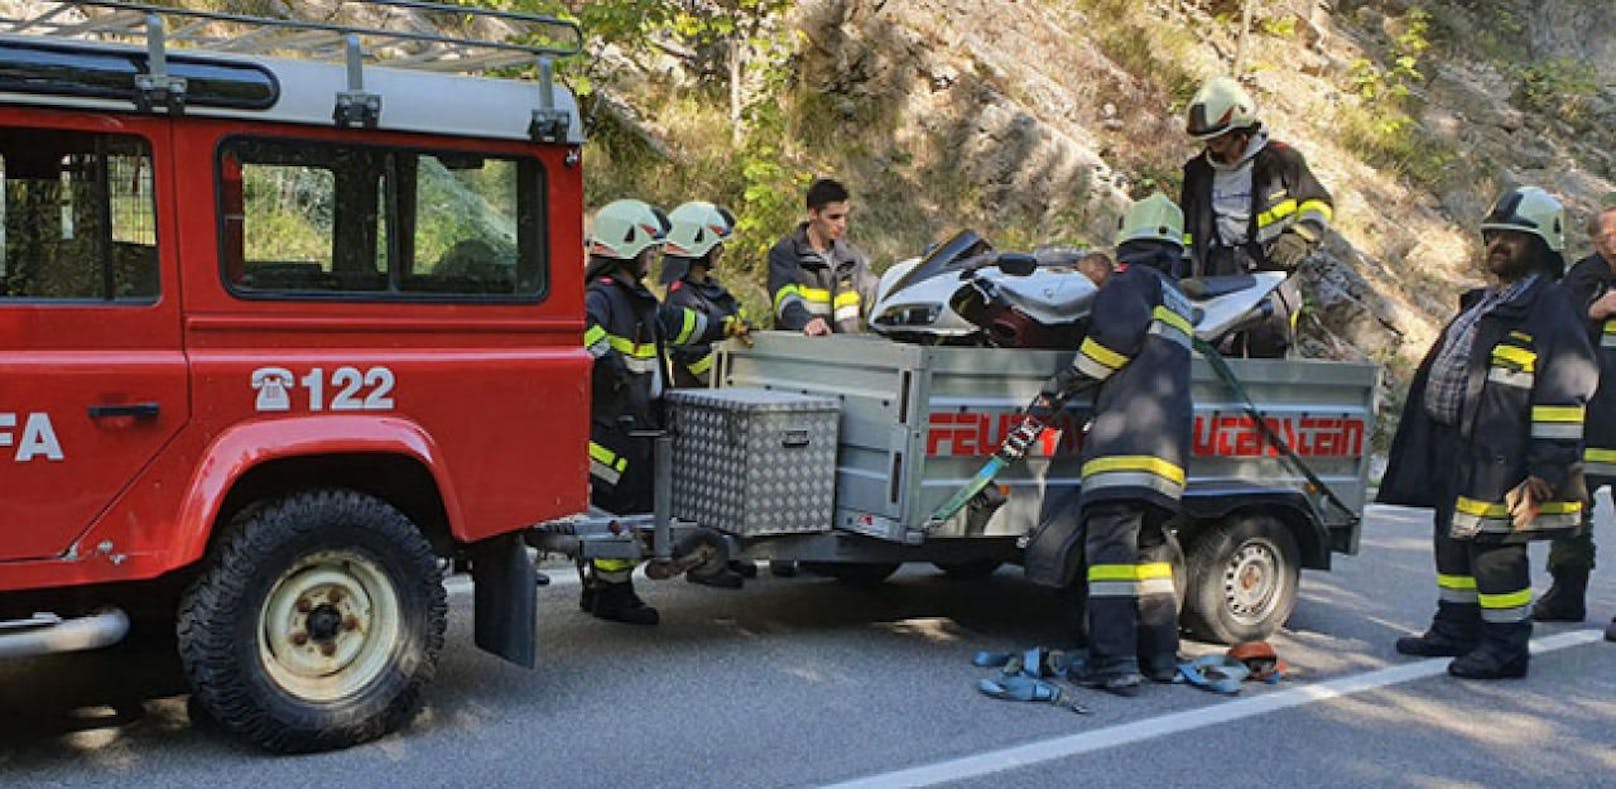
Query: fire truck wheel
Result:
<box><xmin>1182</xmin><ymin>514</ymin><xmax>1300</xmax><ymax>645</ymax></box>
<box><xmin>177</xmin><ymin>489</ymin><xmax>447</xmax><ymax>753</ymax></box>
<box><xmin>801</xmin><ymin>561</ymin><xmax>901</xmax><ymax>585</ymax></box>
<box><xmin>932</xmin><ymin>559</ymin><xmax>1003</xmax><ymax>580</ymax></box>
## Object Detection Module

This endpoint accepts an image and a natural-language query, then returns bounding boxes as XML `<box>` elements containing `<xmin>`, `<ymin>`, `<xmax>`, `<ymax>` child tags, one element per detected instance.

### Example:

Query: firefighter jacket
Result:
<box><xmin>1378</xmin><ymin>277</ymin><xmax>1599</xmax><ymax>542</ymax></box>
<box><xmin>767</xmin><ymin>223</ymin><xmax>878</xmax><ymax>333</ymax></box>
<box><xmin>1066</xmin><ymin>262</ymin><xmax>1195</xmax><ymax>513</ymax></box>
<box><xmin>1180</xmin><ymin>137</ymin><xmax>1333</xmax><ymax>277</ymax></box>
<box><xmin>583</xmin><ymin>264</ymin><xmax>726</xmax><ymax>435</ymax></box>
<box><xmin>664</xmin><ymin>271</ymin><xmax>744</xmax><ymax>388</ymax></box>
<box><xmin>1562</xmin><ymin>253</ymin><xmax>1616</xmax><ymax>481</ymax></box>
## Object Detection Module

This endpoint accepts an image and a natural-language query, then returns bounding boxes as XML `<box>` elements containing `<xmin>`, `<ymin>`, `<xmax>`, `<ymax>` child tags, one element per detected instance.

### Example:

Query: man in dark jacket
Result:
<box><xmin>583</xmin><ymin>199</ymin><xmax>741</xmax><ymax>625</ymax></box>
<box><xmin>1016</xmin><ymin>193</ymin><xmax>1195</xmax><ymax>696</ymax></box>
<box><xmin>767</xmin><ymin>178</ymin><xmax>878</xmax><ymax>335</ymax></box>
<box><xmin>1180</xmin><ymin>76</ymin><xmax>1333</xmax><ymax>358</ymax></box>
<box><xmin>1533</xmin><ymin>204</ymin><xmax>1616</xmax><ymax>641</ymax></box>
<box><xmin>1378</xmin><ymin>187</ymin><xmax>1598</xmax><ymax>678</ymax></box>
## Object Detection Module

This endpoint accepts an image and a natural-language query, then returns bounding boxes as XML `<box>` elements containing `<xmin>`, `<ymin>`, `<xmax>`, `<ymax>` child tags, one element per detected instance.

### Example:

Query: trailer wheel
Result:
<box><xmin>932</xmin><ymin>560</ymin><xmax>1003</xmax><ymax>580</ymax></box>
<box><xmin>802</xmin><ymin>561</ymin><xmax>901</xmax><ymax>586</ymax></box>
<box><xmin>177</xmin><ymin>489</ymin><xmax>447</xmax><ymax>753</ymax></box>
<box><xmin>1182</xmin><ymin>514</ymin><xmax>1300</xmax><ymax>645</ymax></box>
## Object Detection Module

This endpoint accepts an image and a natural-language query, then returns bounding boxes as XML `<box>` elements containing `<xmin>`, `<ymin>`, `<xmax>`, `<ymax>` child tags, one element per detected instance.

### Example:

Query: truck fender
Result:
<box><xmin>169</xmin><ymin>415</ymin><xmax>464</xmax><ymax>568</ymax></box>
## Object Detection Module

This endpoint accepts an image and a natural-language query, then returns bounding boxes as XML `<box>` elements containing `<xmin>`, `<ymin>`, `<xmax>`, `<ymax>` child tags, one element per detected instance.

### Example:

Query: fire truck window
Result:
<box><xmin>220</xmin><ymin>138</ymin><xmax>543</xmax><ymax>301</ymax></box>
<box><xmin>0</xmin><ymin>129</ymin><xmax>157</xmax><ymax>302</ymax></box>
<box><xmin>402</xmin><ymin>154</ymin><xmax>541</xmax><ymax>296</ymax></box>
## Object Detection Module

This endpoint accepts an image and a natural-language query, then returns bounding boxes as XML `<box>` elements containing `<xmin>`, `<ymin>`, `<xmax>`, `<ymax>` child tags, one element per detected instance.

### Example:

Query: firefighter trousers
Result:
<box><xmin>588</xmin><ymin>422</ymin><xmax>654</xmax><ymax>582</ymax></box>
<box><xmin>1545</xmin><ymin>479</ymin><xmax>1607</xmax><ymax>576</ymax></box>
<box><xmin>1084</xmin><ymin>501</ymin><xmax>1179</xmax><ymax>675</ymax></box>
<box><xmin>1426</xmin><ymin>424</ymin><xmax>1532</xmax><ymax>656</ymax></box>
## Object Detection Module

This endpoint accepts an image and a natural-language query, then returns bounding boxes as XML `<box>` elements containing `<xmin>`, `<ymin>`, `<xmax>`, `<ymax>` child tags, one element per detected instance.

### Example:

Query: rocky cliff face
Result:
<box><xmin>790</xmin><ymin>0</ymin><xmax>1615</xmax><ymax>382</ymax></box>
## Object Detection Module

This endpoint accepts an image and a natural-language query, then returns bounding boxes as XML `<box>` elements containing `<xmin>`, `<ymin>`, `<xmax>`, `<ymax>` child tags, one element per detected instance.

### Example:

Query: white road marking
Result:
<box><xmin>825</xmin><ymin>629</ymin><xmax>1607</xmax><ymax>789</ymax></box>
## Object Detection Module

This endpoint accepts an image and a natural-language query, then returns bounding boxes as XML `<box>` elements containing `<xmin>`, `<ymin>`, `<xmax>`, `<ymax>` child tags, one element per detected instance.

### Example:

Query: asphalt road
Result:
<box><xmin>3</xmin><ymin>503</ymin><xmax>1615</xmax><ymax>788</ymax></box>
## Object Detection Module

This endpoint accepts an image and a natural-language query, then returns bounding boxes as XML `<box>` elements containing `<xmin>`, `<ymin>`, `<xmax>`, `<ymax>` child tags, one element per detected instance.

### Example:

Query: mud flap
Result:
<box><xmin>469</xmin><ymin>532</ymin><xmax>536</xmax><ymax>668</ymax></box>
<box><xmin>1022</xmin><ymin>489</ymin><xmax>1085</xmax><ymax>588</ymax></box>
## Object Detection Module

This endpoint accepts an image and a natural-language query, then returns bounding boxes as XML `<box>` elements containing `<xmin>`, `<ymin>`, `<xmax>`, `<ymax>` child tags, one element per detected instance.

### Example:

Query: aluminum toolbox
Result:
<box><xmin>664</xmin><ymin>387</ymin><xmax>840</xmax><ymax>536</ymax></box>
<box><xmin>714</xmin><ymin>333</ymin><xmax>1378</xmax><ymax>545</ymax></box>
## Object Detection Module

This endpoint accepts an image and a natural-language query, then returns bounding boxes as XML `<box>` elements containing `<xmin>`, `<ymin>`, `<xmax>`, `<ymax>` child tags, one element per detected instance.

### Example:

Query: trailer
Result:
<box><xmin>532</xmin><ymin>332</ymin><xmax>1377</xmax><ymax>644</ymax></box>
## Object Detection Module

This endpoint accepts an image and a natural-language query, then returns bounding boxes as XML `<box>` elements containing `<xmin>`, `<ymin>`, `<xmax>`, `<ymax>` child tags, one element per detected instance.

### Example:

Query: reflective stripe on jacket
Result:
<box><xmin>664</xmin><ymin>274</ymin><xmax>744</xmax><ymax>389</ymax></box>
<box><xmin>584</xmin><ymin>269</ymin><xmax>725</xmax><ymax>432</ymax></box>
<box><xmin>767</xmin><ymin>223</ymin><xmax>878</xmax><ymax>333</ymax></box>
<box><xmin>1378</xmin><ymin>276</ymin><xmax>1599</xmax><ymax>542</ymax></box>
<box><xmin>1562</xmin><ymin>253</ymin><xmax>1616</xmax><ymax>481</ymax></box>
<box><xmin>1068</xmin><ymin>264</ymin><xmax>1195</xmax><ymax>512</ymax></box>
<box><xmin>1181</xmin><ymin>139</ymin><xmax>1333</xmax><ymax>276</ymax></box>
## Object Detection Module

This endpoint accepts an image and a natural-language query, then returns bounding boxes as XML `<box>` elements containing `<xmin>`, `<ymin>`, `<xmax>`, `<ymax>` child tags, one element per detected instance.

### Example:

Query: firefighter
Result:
<box><xmin>767</xmin><ymin>177</ymin><xmax>879</xmax><ymax>336</ymax></box>
<box><xmin>1534</xmin><ymin>203</ymin><xmax>1616</xmax><ymax>637</ymax></box>
<box><xmin>1180</xmin><ymin>75</ymin><xmax>1333</xmax><ymax>358</ymax></box>
<box><xmin>1013</xmin><ymin>193</ymin><xmax>1195</xmax><ymax>696</ymax></box>
<box><xmin>582</xmin><ymin>199</ymin><xmax>746</xmax><ymax>624</ymax></box>
<box><xmin>660</xmin><ymin>200</ymin><xmax>758</xmax><ymax>589</ymax></box>
<box><xmin>1378</xmin><ymin>187</ymin><xmax>1598</xmax><ymax>678</ymax></box>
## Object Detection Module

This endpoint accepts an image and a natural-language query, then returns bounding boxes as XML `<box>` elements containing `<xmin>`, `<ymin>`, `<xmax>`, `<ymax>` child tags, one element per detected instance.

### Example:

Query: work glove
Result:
<box><xmin>722</xmin><ymin>314</ymin><xmax>751</xmax><ymax>338</ymax></box>
<box><xmin>1178</xmin><ymin>277</ymin><xmax>1208</xmax><ymax>299</ymax></box>
<box><xmin>1267</xmin><ymin>230</ymin><xmax>1315</xmax><ymax>271</ymax></box>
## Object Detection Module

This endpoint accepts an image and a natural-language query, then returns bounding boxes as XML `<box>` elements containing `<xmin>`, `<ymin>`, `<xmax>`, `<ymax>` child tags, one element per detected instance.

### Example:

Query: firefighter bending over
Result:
<box><xmin>1010</xmin><ymin>193</ymin><xmax>1196</xmax><ymax>696</ymax></box>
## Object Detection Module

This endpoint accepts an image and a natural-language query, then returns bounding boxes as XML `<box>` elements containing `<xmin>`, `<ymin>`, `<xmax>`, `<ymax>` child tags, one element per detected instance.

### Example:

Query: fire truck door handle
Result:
<box><xmin>88</xmin><ymin>402</ymin><xmax>161</xmax><ymax>421</ymax></box>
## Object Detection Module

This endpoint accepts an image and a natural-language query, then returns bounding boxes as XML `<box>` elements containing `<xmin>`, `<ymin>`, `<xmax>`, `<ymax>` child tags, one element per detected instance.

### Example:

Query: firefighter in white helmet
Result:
<box><xmin>581</xmin><ymin>199</ymin><xmax>746</xmax><ymax>624</ymax></box>
<box><xmin>1379</xmin><ymin>187</ymin><xmax>1597</xmax><ymax>678</ymax></box>
<box><xmin>1009</xmin><ymin>193</ymin><xmax>1195</xmax><ymax>695</ymax></box>
<box><xmin>660</xmin><ymin>200</ymin><xmax>759</xmax><ymax>589</ymax></box>
<box><xmin>1180</xmin><ymin>75</ymin><xmax>1334</xmax><ymax>357</ymax></box>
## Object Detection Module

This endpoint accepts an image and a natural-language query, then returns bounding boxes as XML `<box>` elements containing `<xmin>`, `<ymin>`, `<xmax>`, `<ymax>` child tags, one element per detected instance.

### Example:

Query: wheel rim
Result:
<box><xmin>259</xmin><ymin>550</ymin><xmax>401</xmax><ymax>703</ymax></box>
<box><xmin>1222</xmin><ymin>539</ymin><xmax>1284</xmax><ymax>626</ymax></box>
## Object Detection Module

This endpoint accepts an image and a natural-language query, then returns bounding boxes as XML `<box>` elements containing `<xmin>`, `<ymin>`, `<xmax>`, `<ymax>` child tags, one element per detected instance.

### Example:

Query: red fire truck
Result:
<box><xmin>0</xmin><ymin>1</ymin><xmax>587</xmax><ymax>753</ymax></box>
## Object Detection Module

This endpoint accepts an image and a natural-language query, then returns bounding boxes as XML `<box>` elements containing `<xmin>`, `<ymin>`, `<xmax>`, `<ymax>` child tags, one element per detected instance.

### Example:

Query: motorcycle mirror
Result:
<box><xmin>995</xmin><ymin>253</ymin><xmax>1038</xmax><ymax>276</ymax></box>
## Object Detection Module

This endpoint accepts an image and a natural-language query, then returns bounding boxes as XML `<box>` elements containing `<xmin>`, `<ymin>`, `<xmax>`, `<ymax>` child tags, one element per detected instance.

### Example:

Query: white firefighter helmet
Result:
<box><xmin>1186</xmin><ymin>75</ymin><xmax>1258</xmax><ymax>141</ymax></box>
<box><xmin>589</xmin><ymin>199</ymin><xmax>670</xmax><ymax>260</ymax></box>
<box><xmin>1115</xmin><ymin>192</ymin><xmax>1186</xmax><ymax>250</ymax></box>
<box><xmin>1481</xmin><ymin>186</ymin><xmax>1565</xmax><ymax>253</ymax></box>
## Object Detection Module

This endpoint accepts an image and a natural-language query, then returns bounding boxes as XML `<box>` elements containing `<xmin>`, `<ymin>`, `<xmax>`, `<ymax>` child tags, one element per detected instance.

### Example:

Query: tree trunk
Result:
<box><xmin>1233</xmin><ymin>0</ymin><xmax>1257</xmax><ymax>75</ymax></box>
<box><xmin>729</xmin><ymin>37</ymin><xmax>744</xmax><ymax>146</ymax></box>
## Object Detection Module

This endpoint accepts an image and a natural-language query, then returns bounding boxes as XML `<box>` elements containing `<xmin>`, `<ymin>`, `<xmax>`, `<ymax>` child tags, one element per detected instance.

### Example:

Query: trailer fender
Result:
<box><xmin>1179</xmin><ymin>484</ymin><xmax>1333</xmax><ymax>571</ymax></box>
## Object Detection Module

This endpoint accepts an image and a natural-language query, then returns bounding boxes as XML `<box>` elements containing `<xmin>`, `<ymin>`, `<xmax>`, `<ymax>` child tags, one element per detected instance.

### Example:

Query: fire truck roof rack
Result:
<box><xmin>0</xmin><ymin>1</ymin><xmax>584</xmax><ymax>139</ymax></box>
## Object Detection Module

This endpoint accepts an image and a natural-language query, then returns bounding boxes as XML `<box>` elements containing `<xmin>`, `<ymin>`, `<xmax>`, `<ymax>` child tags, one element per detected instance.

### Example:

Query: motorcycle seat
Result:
<box><xmin>1182</xmin><ymin>274</ymin><xmax>1257</xmax><ymax>300</ymax></box>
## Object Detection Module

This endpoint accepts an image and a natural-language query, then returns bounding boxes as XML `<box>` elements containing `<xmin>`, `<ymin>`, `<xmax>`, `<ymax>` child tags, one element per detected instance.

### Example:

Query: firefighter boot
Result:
<box><xmin>1448</xmin><ymin>621</ymin><xmax>1530</xmax><ymax>679</ymax></box>
<box><xmin>1396</xmin><ymin>602</ymin><xmax>1481</xmax><ymax>657</ymax></box>
<box><xmin>1531</xmin><ymin>569</ymin><xmax>1588</xmax><ymax>622</ymax></box>
<box><xmin>589</xmin><ymin>577</ymin><xmax>660</xmax><ymax>626</ymax></box>
<box><xmin>1075</xmin><ymin>657</ymin><xmax>1143</xmax><ymax>697</ymax></box>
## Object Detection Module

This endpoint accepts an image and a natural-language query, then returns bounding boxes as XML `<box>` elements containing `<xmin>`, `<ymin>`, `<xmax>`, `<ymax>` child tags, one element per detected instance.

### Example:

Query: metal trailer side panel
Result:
<box><xmin>717</xmin><ymin>333</ymin><xmax>1377</xmax><ymax>545</ymax></box>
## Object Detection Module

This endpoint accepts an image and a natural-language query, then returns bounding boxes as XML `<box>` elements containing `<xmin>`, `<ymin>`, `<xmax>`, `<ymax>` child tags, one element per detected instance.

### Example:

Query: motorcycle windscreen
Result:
<box><xmin>883</xmin><ymin>228</ymin><xmax>994</xmax><ymax>294</ymax></box>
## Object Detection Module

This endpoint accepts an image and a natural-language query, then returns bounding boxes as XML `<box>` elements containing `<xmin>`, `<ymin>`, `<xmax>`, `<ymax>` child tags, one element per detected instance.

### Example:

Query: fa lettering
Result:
<box><xmin>1</xmin><ymin>412</ymin><xmax>64</xmax><ymax>462</ymax></box>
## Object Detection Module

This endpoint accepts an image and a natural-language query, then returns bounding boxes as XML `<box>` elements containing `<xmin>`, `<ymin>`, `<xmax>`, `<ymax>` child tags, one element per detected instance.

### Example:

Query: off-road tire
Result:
<box><xmin>932</xmin><ymin>559</ymin><xmax>1003</xmax><ymax>580</ymax></box>
<box><xmin>177</xmin><ymin>489</ymin><xmax>447</xmax><ymax>753</ymax></box>
<box><xmin>1182</xmin><ymin>514</ymin><xmax>1300</xmax><ymax>644</ymax></box>
<box><xmin>802</xmin><ymin>561</ymin><xmax>901</xmax><ymax>586</ymax></box>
